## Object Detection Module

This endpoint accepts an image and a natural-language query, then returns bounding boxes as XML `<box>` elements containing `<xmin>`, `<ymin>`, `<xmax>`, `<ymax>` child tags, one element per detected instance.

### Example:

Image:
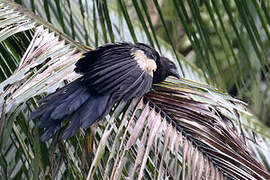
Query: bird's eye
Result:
<box><xmin>169</xmin><ymin>63</ymin><xmax>175</xmax><ymax>68</ymax></box>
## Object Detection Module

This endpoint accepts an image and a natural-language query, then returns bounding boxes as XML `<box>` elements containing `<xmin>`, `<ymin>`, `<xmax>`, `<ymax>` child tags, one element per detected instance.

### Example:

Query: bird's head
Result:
<box><xmin>153</xmin><ymin>56</ymin><xmax>180</xmax><ymax>84</ymax></box>
<box><xmin>132</xmin><ymin>42</ymin><xmax>180</xmax><ymax>84</ymax></box>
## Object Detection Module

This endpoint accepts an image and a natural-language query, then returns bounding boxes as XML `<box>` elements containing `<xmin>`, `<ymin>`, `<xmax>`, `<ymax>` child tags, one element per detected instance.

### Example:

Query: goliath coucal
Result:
<box><xmin>32</xmin><ymin>42</ymin><xmax>180</xmax><ymax>141</ymax></box>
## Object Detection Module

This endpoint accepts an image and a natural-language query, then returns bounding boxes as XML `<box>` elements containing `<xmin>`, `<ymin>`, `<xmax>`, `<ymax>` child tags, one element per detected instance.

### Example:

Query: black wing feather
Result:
<box><xmin>88</xmin><ymin>55</ymin><xmax>132</xmax><ymax>73</ymax></box>
<box><xmin>75</xmin><ymin>43</ymin><xmax>132</xmax><ymax>74</ymax></box>
<box><xmin>124</xmin><ymin>74</ymin><xmax>152</xmax><ymax>100</ymax></box>
<box><xmin>89</xmin><ymin>62</ymin><xmax>136</xmax><ymax>87</ymax></box>
<box><xmin>87</xmin><ymin>59</ymin><xmax>135</xmax><ymax>82</ymax></box>
<box><xmin>76</xmin><ymin>43</ymin><xmax>155</xmax><ymax>101</ymax></box>
<box><xmin>95</xmin><ymin>68</ymin><xmax>138</xmax><ymax>94</ymax></box>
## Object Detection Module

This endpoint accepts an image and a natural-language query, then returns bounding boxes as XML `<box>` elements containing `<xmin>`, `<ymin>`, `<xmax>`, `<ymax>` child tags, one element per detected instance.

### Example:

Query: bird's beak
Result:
<box><xmin>168</xmin><ymin>68</ymin><xmax>181</xmax><ymax>79</ymax></box>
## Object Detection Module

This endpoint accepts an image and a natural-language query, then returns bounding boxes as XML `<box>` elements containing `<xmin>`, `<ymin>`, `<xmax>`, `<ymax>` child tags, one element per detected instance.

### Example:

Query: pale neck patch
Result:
<box><xmin>131</xmin><ymin>49</ymin><xmax>157</xmax><ymax>76</ymax></box>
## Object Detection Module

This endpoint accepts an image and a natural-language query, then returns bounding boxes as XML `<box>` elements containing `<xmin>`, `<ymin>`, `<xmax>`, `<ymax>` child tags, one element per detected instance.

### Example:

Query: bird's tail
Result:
<box><xmin>31</xmin><ymin>79</ymin><xmax>111</xmax><ymax>141</ymax></box>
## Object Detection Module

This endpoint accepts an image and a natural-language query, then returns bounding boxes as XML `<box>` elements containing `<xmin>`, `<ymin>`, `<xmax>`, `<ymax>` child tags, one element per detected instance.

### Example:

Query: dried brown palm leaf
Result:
<box><xmin>142</xmin><ymin>81</ymin><xmax>270</xmax><ymax>179</ymax></box>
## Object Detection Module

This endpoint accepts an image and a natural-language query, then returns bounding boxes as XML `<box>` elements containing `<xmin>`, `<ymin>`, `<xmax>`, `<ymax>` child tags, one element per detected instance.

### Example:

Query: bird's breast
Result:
<box><xmin>131</xmin><ymin>49</ymin><xmax>157</xmax><ymax>77</ymax></box>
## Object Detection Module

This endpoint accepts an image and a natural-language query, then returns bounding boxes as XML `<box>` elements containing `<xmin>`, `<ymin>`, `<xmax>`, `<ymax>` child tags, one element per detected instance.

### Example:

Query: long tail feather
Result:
<box><xmin>62</xmin><ymin>91</ymin><xmax>111</xmax><ymax>139</ymax></box>
<box><xmin>32</xmin><ymin>79</ymin><xmax>112</xmax><ymax>141</ymax></box>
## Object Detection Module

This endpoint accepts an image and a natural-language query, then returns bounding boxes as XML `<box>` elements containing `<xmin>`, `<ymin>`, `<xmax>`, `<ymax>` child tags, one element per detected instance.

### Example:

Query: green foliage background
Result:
<box><xmin>0</xmin><ymin>0</ymin><xmax>270</xmax><ymax>179</ymax></box>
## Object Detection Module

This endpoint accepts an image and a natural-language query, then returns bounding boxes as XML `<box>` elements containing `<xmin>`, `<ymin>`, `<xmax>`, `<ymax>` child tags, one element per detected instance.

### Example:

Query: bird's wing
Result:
<box><xmin>75</xmin><ymin>43</ymin><xmax>157</xmax><ymax>101</ymax></box>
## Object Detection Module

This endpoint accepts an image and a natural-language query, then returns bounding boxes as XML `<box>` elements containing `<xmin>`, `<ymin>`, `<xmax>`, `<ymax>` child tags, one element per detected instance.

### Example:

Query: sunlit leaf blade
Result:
<box><xmin>0</xmin><ymin>0</ymin><xmax>270</xmax><ymax>179</ymax></box>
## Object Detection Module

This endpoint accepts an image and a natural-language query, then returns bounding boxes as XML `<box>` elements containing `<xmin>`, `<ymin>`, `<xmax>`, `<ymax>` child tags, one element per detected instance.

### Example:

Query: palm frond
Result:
<box><xmin>0</xmin><ymin>0</ymin><xmax>270</xmax><ymax>179</ymax></box>
<box><xmin>147</xmin><ymin>81</ymin><xmax>270</xmax><ymax>179</ymax></box>
<box><xmin>154</xmin><ymin>0</ymin><xmax>270</xmax><ymax>125</ymax></box>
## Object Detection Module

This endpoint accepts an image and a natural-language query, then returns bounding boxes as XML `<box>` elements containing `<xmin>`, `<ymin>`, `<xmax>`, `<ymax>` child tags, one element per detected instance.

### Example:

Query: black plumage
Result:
<box><xmin>32</xmin><ymin>42</ymin><xmax>180</xmax><ymax>141</ymax></box>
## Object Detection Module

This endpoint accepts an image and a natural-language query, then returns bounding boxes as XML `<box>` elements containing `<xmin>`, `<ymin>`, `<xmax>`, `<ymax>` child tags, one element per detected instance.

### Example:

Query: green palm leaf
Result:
<box><xmin>0</xmin><ymin>0</ymin><xmax>270</xmax><ymax>179</ymax></box>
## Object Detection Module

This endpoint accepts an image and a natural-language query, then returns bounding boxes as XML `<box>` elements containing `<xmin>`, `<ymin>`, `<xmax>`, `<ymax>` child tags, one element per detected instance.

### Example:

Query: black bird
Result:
<box><xmin>32</xmin><ymin>42</ymin><xmax>180</xmax><ymax>141</ymax></box>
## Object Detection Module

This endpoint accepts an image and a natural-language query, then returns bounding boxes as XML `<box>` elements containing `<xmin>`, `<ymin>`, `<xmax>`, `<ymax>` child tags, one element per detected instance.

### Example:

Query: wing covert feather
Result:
<box><xmin>76</xmin><ymin>43</ymin><xmax>156</xmax><ymax>101</ymax></box>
